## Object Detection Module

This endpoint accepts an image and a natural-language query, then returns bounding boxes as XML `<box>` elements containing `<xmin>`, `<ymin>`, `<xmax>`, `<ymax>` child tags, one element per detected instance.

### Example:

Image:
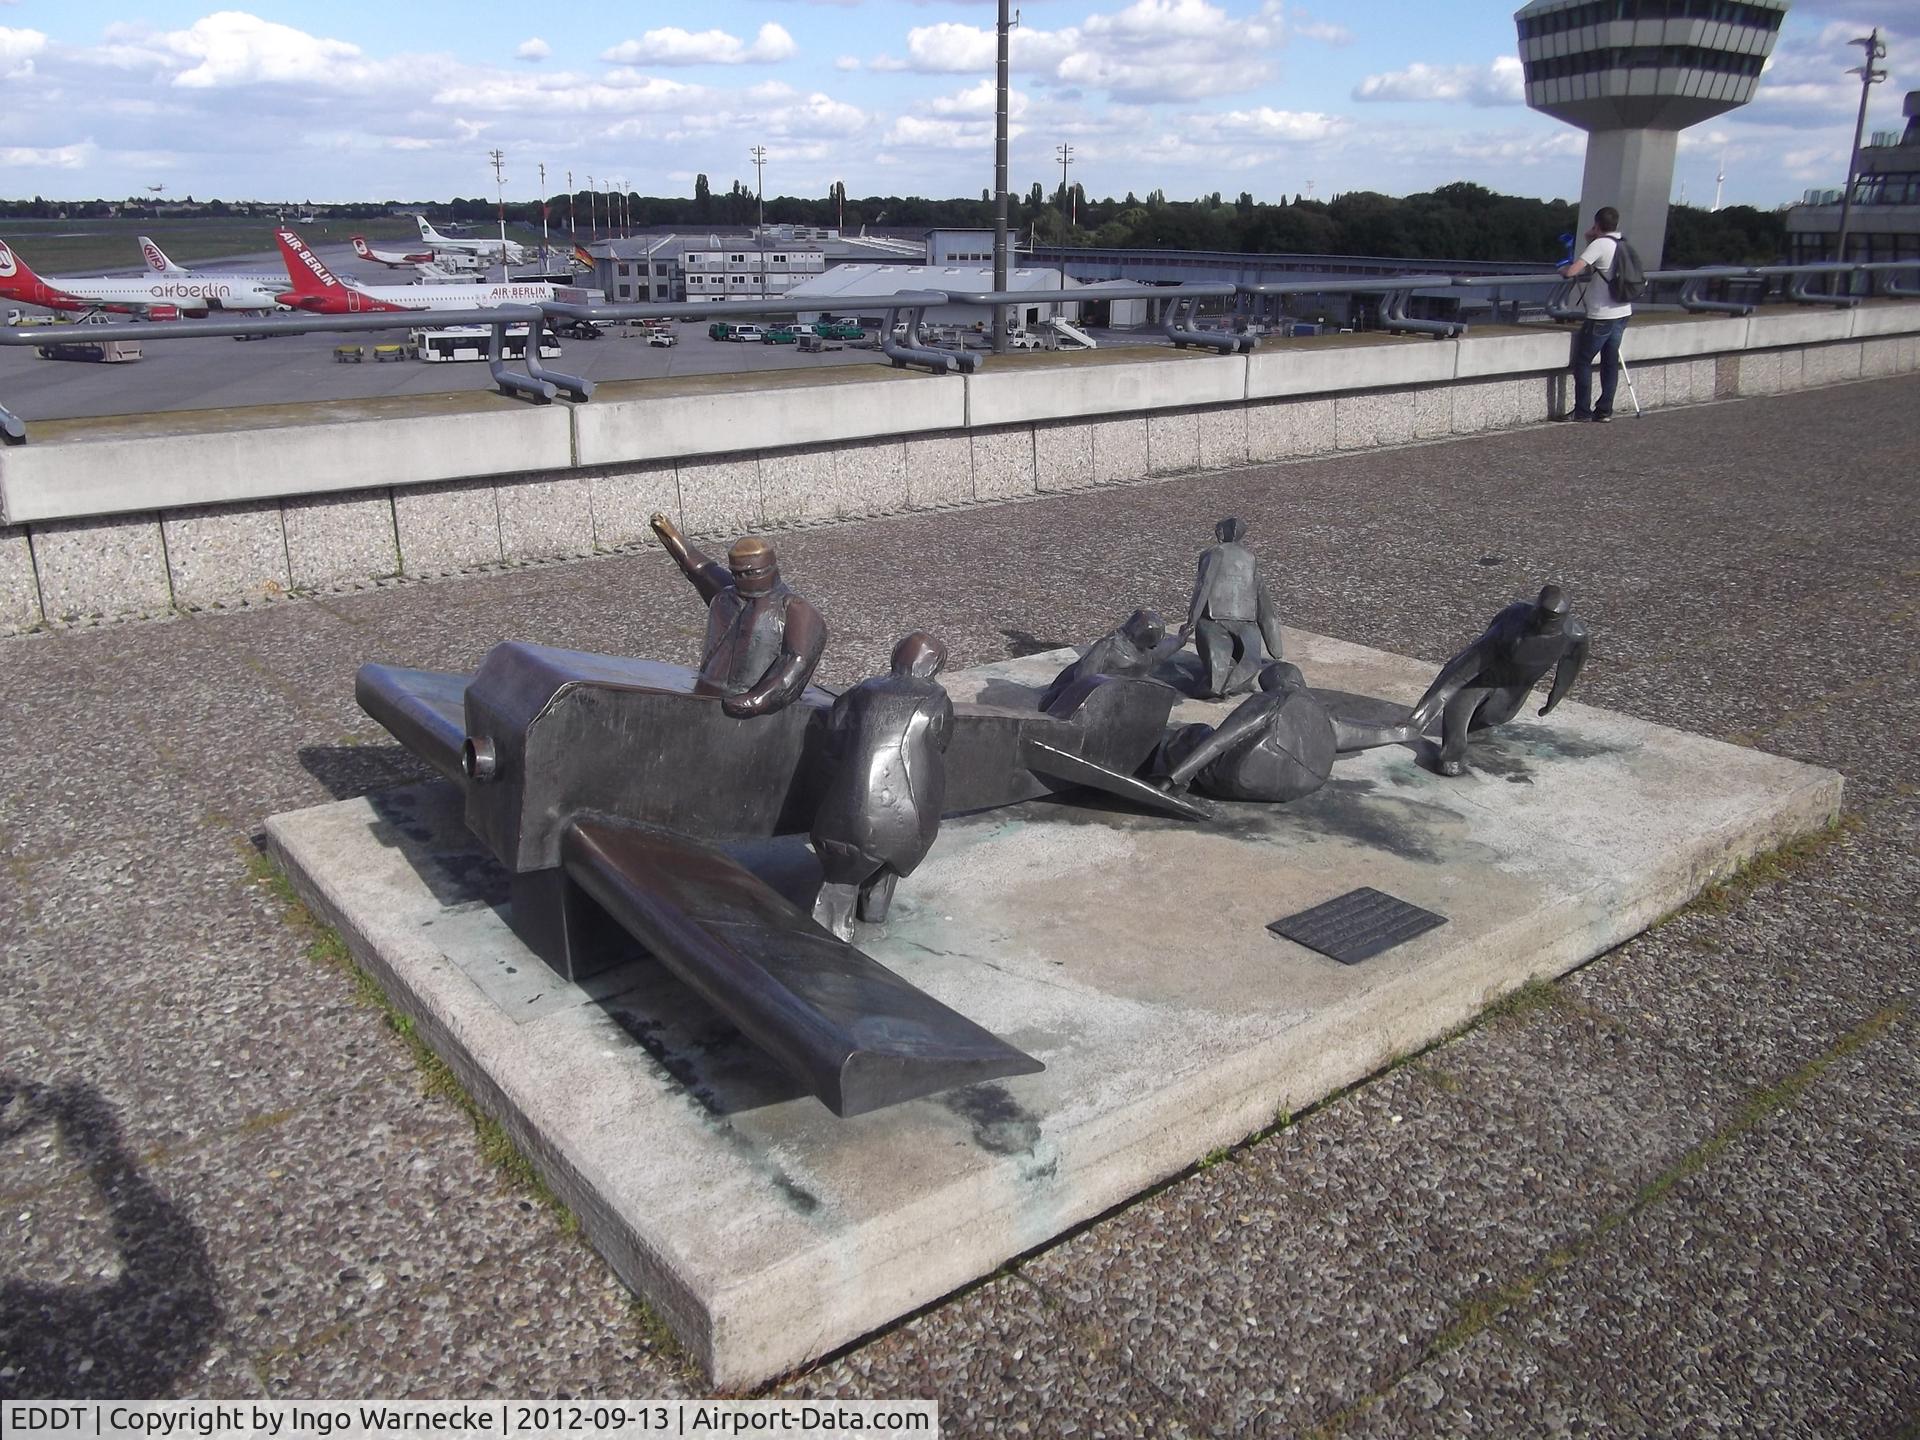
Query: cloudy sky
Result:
<box><xmin>0</xmin><ymin>0</ymin><xmax>1910</xmax><ymax>208</ymax></box>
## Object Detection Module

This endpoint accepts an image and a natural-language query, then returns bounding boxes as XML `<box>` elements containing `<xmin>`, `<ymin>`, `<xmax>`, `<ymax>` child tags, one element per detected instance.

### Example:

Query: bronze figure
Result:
<box><xmin>1156</xmin><ymin>662</ymin><xmax>1420</xmax><ymax>802</ymax></box>
<box><xmin>1039</xmin><ymin>608</ymin><xmax>1169</xmax><ymax>713</ymax></box>
<box><xmin>1180</xmin><ymin>518</ymin><xmax>1286</xmax><ymax>698</ymax></box>
<box><xmin>810</xmin><ymin>632</ymin><xmax>955</xmax><ymax>940</ymax></box>
<box><xmin>1408</xmin><ymin>584</ymin><xmax>1592</xmax><ymax>776</ymax></box>
<box><xmin>650</xmin><ymin>513</ymin><xmax>827</xmax><ymax>718</ymax></box>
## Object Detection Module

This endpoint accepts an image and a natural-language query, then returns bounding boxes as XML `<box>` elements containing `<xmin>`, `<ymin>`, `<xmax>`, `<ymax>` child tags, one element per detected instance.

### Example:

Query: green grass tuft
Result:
<box><xmin>240</xmin><ymin>840</ymin><xmax>570</xmax><ymax>1225</ymax></box>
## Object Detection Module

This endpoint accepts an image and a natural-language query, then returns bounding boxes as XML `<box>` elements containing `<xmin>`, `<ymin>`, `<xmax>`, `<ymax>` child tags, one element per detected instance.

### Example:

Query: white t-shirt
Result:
<box><xmin>1580</xmin><ymin>234</ymin><xmax>1633</xmax><ymax>320</ymax></box>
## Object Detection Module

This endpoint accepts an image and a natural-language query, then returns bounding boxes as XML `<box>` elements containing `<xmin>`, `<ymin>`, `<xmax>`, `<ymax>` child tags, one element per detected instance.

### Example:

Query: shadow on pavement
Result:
<box><xmin>0</xmin><ymin>1076</ymin><xmax>222</xmax><ymax>1397</ymax></box>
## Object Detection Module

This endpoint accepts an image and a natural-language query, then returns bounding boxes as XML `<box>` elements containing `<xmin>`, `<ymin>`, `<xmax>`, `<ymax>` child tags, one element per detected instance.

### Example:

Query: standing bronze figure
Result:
<box><xmin>810</xmin><ymin>632</ymin><xmax>955</xmax><ymax>940</ymax></box>
<box><xmin>650</xmin><ymin>513</ymin><xmax>827</xmax><ymax>718</ymax></box>
<box><xmin>1181</xmin><ymin>518</ymin><xmax>1286</xmax><ymax>698</ymax></box>
<box><xmin>1408</xmin><ymin>585</ymin><xmax>1592</xmax><ymax>776</ymax></box>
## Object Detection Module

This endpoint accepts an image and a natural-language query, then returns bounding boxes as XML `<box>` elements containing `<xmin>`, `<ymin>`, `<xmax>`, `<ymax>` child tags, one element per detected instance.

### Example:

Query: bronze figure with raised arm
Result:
<box><xmin>649</xmin><ymin>513</ymin><xmax>828</xmax><ymax>719</ymax></box>
<box><xmin>1408</xmin><ymin>584</ymin><xmax>1592</xmax><ymax>776</ymax></box>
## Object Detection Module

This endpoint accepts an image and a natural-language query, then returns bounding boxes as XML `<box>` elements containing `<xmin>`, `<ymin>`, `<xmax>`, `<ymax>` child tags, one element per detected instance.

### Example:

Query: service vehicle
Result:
<box><xmin>762</xmin><ymin>326</ymin><xmax>802</xmax><ymax>345</ymax></box>
<box><xmin>728</xmin><ymin>324</ymin><xmax>766</xmax><ymax>343</ymax></box>
<box><xmin>646</xmin><ymin>331</ymin><xmax>677</xmax><ymax>348</ymax></box>
<box><xmin>812</xmin><ymin>320</ymin><xmax>863</xmax><ymax>341</ymax></box>
<box><xmin>707</xmin><ymin>321</ymin><xmax>737</xmax><ymax>340</ymax></box>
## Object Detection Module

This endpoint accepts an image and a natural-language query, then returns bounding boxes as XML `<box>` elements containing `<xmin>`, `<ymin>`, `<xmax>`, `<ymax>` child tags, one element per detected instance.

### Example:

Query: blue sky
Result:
<box><xmin>0</xmin><ymin>0</ymin><xmax>1910</xmax><ymax>208</ymax></box>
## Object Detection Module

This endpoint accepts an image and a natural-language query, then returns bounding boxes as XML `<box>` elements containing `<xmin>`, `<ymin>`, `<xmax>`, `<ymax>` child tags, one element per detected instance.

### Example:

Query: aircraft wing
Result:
<box><xmin>1020</xmin><ymin>737</ymin><xmax>1212</xmax><ymax>821</ymax></box>
<box><xmin>562</xmin><ymin>815</ymin><xmax>1044</xmax><ymax>1118</ymax></box>
<box><xmin>356</xmin><ymin>663</ymin><xmax>470</xmax><ymax>783</ymax></box>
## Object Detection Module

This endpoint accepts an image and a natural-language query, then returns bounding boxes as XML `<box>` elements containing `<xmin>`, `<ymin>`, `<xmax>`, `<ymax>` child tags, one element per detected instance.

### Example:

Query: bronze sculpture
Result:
<box><xmin>650</xmin><ymin>513</ymin><xmax>827</xmax><ymax>718</ymax></box>
<box><xmin>1039</xmin><ymin>608</ymin><xmax>1169</xmax><ymax>712</ymax></box>
<box><xmin>1408</xmin><ymin>585</ymin><xmax>1592</xmax><ymax>776</ymax></box>
<box><xmin>1156</xmin><ymin>662</ymin><xmax>1421</xmax><ymax>802</ymax></box>
<box><xmin>1180</xmin><ymin>518</ymin><xmax>1286</xmax><ymax>698</ymax></box>
<box><xmin>810</xmin><ymin>632</ymin><xmax>955</xmax><ymax>940</ymax></box>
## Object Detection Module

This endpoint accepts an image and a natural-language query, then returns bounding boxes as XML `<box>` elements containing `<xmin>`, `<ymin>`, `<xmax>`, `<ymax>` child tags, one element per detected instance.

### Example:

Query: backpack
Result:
<box><xmin>1605</xmin><ymin>237</ymin><xmax>1648</xmax><ymax>304</ymax></box>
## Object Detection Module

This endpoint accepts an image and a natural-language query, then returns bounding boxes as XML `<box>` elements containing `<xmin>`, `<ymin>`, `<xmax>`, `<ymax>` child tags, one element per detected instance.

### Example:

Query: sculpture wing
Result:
<box><xmin>561</xmin><ymin>816</ymin><xmax>1042</xmax><ymax>1118</ymax></box>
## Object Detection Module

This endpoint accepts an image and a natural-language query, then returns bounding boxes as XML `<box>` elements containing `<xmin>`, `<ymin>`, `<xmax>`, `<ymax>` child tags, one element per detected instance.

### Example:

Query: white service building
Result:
<box><xmin>784</xmin><ymin>264</ymin><xmax>1081</xmax><ymax>329</ymax></box>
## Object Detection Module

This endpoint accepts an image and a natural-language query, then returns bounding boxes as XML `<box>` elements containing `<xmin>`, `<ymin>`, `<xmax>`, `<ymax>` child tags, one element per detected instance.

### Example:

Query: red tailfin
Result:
<box><xmin>351</xmin><ymin>236</ymin><xmax>373</xmax><ymax>260</ymax></box>
<box><xmin>275</xmin><ymin>229</ymin><xmax>345</xmax><ymax>296</ymax></box>
<box><xmin>0</xmin><ymin>239</ymin><xmax>45</xmax><ymax>297</ymax></box>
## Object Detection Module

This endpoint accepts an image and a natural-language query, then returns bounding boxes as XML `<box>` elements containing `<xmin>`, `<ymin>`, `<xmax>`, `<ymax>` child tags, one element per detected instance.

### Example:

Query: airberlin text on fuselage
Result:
<box><xmin>146</xmin><ymin>281</ymin><xmax>239</xmax><ymax>300</ymax></box>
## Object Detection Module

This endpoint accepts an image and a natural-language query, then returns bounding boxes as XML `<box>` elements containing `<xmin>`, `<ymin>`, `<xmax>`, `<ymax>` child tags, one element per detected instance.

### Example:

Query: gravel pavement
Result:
<box><xmin>2</xmin><ymin>376</ymin><xmax>1914</xmax><ymax>1434</ymax></box>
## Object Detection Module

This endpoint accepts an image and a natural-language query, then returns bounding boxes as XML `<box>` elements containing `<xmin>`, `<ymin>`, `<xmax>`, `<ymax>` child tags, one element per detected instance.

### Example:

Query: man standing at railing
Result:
<box><xmin>1556</xmin><ymin>206</ymin><xmax>1633</xmax><ymax>423</ymax></box>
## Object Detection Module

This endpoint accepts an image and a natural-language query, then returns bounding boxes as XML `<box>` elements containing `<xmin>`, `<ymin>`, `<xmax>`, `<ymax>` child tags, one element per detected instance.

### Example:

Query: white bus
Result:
<box><xmin>412</xmin><ymin>325</ymin><xmax>562</xmax><ymax>363</ymax></box>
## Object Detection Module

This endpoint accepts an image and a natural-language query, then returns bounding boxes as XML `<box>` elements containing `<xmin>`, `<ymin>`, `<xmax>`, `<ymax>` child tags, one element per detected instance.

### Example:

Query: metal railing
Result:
<box><xmin>1</xmin><ymin>262</ymin><xmax>1916</xmax><ymax>443</ymax></box>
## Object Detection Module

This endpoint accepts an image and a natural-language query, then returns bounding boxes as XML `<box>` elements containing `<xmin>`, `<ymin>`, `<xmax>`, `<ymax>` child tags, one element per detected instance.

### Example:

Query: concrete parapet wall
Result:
<box><xmin>4</xmin><ymin>306</ymin><xmax>1918</xmax><ymax>633</ymax></box>
<box><xmin>573</xmin><ymin>372</ymin><xmax>965</xmax><ymax>468</ymax></box>
<box><xmin>0</xmin><ymin>407</ymin><xmax>572</xmax><ymax>527</ymax></box>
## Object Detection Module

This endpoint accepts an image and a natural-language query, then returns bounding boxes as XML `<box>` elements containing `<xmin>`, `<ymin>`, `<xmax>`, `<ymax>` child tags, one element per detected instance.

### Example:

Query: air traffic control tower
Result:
<box><xmin>1516</xmin><ymin>0</ymin><xmax>1788</xmax><ymax>267</ymax></box>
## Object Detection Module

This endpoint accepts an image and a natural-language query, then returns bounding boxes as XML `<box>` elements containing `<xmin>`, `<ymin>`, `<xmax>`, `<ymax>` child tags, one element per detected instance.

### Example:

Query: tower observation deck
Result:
<box><xmin>1516</xmin><ymin>0</ymin><xmax>1788</xmax><ymax>267</ymax></box>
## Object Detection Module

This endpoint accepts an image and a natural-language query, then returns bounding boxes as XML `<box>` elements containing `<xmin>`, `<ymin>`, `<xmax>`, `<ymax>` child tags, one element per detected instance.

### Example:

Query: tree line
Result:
<box><xmin>0</xmin><ymin>180</ymin><xmax>1787</xmax><ymax>266</ymax></box>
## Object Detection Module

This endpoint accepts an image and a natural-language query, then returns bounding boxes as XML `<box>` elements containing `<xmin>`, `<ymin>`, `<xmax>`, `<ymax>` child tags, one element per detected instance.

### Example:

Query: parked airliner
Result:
<box><xmin>416</xmin><ymin>215</ymin><xmax>529</xmax><ymax>265</ymax></box>
<box><xmin>274</xmin><ymin>229</ymin><xmax>579</xmax><ymax>313</ymax></box>
<box><xmin>0</xmin><ymin>238</ymin><xmax>286</xmax><ymax>316</ymax></box>
<box><xmin>350</xmin><ymin>235</ymin><xmax>436</xmax><ymax>269</ymax></box>
<box><xmin>138</xmin><ymin>236</ymin><xmax>296</xmax><ymax>308</ymax></box>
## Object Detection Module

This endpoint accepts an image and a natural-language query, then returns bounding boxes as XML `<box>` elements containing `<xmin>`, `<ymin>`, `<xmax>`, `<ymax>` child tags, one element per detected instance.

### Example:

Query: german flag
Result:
<box><xmin>573</xmin><ymin>244</ymin><xmax>597</xmax><ymax>270</ymax></box>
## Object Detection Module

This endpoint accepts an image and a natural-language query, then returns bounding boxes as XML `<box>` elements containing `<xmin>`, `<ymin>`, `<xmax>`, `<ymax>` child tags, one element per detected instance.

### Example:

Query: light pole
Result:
<box><xmin>992</xmin><ymin>0</ymin><xmax>1015</xmax><ymax>354</ymax></box>
<box><xmin>586</xmin><ymin>174</ymin><xmax>595</xmax><ymax>241</ymax></box>
<box><xmin>488</xmin><ymin>148</ymin><xmax>508</xmax><ymax>273</ymax></box>
<box><xmin>567</xmin><ymin>169</ymin><xmax>575</xmax><ymax>244</ymax></box>
<box><xmin>538</xmin><ymin>161</ymin><xmax>549</xmax><ymax>260</ymax></box>
<box><xmin>751</xmin><ymin>145</ymin><xmax>768</xmax><ymax>299</ymax></box>
<box><xmin>1057</xmin><ymin>142</ymin><xmax>1075</xmax><ymax>230</ymax></box>
<box><xmin>1834</xmin><ymin>26</ymin><xmax>1888</xmax><ymax>268</ymax></box>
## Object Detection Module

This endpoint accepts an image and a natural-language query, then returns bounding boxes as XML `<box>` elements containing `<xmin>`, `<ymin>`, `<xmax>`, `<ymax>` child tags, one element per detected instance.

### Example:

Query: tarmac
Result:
<box><xmin>2</xmin><ymin>375</ymin><xmax>1915</xmax><ymax>1432</ymax></box>
<box><xmin>0</xmin><ymin>236</ymin><xmax>1158</xmax><ymax>425</ymax></box>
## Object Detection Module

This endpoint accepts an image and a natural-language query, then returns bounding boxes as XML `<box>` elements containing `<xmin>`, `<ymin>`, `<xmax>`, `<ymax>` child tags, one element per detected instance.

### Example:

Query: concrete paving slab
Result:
<box><xmin>266</xmin><ymin>629</ymin><xmax>1840</xmax><ymax>1388</ymax></box>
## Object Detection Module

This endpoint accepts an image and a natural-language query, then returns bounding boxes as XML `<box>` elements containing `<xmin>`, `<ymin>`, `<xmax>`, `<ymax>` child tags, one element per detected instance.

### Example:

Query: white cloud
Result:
<box><xmin>1353</xmin><ymin>56</ymin><xmax>1524</xmax><ymax>106</ymax></box>
<box><xmin>433</xmin><ymin>70</ymin><xmax>702</xmax><ymax>113</ymax></box>
<box><xmin>874</xmin><ymin>0</ymin><xmax>1286</xmax><ymax>102</ymax></box>
<box><xmin>151</xmin><ymin>12</ymin><xmax>376</xmax><ymax>90</ymax></box>
<box><xmin>927</xmin><ymin>79</ymin><xmax>1027</xmax><ymax>118</ymax></box>
<box><xmin>1292</xmin><ymin>13</ymin><xmax>1353</xmax><ymax>46</ymax></box>
<box><xmin>0</xmin><ymin>23</ymin><xmax>44</xmax><ymax>78</ymax></box>
<box><xmin>601</xmin><ymin>23</ymin><xmax>797</xmax><ymax>67</ymax></box>
<box><xmin>834</xmin><ymin>54</ymin><xmax>860</xmax><ymax>71</ymax></box>
<box><xmin>515</xmin><ymin>37</ymin><xmax>550</xmax><ymax>62</ymax></box>
<box><xmin>1206</xmin><ymin>106</ymin><xmax>1351</xmax><ymax>142</ymax></box>
<box><xmin>0</xmin><ymin>141</ymin><xmax>94</xmax><ymax>168</ymax></box>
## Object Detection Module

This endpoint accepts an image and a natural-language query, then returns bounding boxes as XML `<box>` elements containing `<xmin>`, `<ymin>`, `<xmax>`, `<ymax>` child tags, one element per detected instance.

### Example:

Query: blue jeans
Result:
<box><xmin>1570</xmin><ymin>316</ymin><xmax>1629</xmax><ymax>417</ymax></box>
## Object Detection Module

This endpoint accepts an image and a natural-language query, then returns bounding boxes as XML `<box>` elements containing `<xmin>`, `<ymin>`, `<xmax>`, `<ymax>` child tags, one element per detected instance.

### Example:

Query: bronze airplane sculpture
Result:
<box><xmin>356</xmin><ymin>538</ymin><xmax>1206</xmax><ymax>1118</ymax></box>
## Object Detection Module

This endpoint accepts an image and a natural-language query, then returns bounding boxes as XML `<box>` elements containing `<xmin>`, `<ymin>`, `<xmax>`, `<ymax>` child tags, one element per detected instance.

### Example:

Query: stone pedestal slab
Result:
<box><xmin>268</xmin><ymin>631</ymin><xmax>1842</xmax><ymax>1389</ymax></box>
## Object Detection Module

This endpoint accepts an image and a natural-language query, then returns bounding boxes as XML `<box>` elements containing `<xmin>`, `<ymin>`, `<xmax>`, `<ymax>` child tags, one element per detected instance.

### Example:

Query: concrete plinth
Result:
<box><xmin>267</xmin><ymin>632</ymin><xmax>1841</xmax><ymax>1389</ymax></box>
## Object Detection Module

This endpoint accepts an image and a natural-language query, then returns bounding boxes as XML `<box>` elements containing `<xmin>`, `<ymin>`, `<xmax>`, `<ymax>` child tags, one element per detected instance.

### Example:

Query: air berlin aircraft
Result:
<box><xmin>274</xmin><ymin>229</ymin><xmax>582</xmax><ymax>313</ymax></box>
<box><xmin>350</xmin><ymin>235</ymin><xmax>437</xmax><ymax>269</ymax></box>
<box><xmin>0</xmin><ymin>238</ymin><xmax>287</xmax><ymax>316</ymax></box>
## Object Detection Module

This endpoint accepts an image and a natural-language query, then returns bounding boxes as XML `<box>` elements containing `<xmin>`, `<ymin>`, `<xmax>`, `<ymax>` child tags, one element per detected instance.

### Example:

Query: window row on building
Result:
<box><xmin>1847</xmin><ymin>173</ymin><xmax>1920</xmax><ymax>207</ymax></box>
<box><xmin>1524</xmin><ymin>44</ymin><xmax>1765</xmax><ymax>82</ymax></box>
<box><xmin>1518</xmin><ymin>0</ymin><xmax>1783</xmax><ymax>40</ymax></box>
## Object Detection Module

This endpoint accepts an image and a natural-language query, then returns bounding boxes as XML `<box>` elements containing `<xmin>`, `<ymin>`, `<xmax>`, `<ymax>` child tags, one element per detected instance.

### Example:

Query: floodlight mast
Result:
<box><xmin>490</xmin><ymin>148</ymin><xmax>508</xmax><ymax>271</ymax></box>
<box><xmin>1835</xmin><ymin>27</ymin><xmax>1888</xmax><ymax>267</ymax></box>
<box><xmin>992</xmin><ymin>1</ymin><xmax>1016</xmax><ymax>355</ymax></box>
<box><xmin>752</xmin><ymin>145</ymin><xmax>768</xmax><ymax>300</ymax></box>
